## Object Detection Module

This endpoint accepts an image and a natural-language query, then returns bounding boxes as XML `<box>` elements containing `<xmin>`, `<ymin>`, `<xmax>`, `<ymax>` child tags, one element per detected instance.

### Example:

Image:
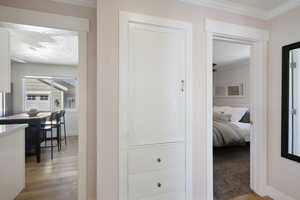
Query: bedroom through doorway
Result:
<box><xmin>212</xmin><ymin>39</ymin><xmax>252</xmax><ymax>200</ymax></box>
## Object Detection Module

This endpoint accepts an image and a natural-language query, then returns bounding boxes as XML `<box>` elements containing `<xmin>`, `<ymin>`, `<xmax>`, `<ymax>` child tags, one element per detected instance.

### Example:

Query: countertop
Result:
<box><xmin>0</xmin><ymin>124</ymin><xmax>28</xmax><ymax>138</ymax></box>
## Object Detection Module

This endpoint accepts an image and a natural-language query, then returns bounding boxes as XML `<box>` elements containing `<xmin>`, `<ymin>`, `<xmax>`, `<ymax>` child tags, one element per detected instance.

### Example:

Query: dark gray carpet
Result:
<box><xmin>214</xmin><ymin>144</ymin><xmax>251</xmax><ymax>200</ymax></box>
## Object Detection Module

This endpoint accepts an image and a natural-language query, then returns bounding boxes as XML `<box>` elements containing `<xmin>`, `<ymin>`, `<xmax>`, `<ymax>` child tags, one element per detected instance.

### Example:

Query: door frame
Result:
<box><xmin>205</xmin><ymin>19</ymin><xmax>269</xmax><ymax>199</ymax></box>
<box><xmin>0</xmin><ymin>5</ymin><xmax>89</xmax><ymax>200</ymax></box>
<box><xmin>118</xmin><ymin>11</ymin><xmax>193</xmax><ymax>200</ymax></box>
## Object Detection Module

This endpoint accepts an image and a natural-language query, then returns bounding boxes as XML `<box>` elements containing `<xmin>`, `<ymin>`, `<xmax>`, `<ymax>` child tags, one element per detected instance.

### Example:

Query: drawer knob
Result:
<box><xmin>157</xmin><ymin>158</ymin><xmax>162</xmax><ymax>163</ymax></box>
<box><xmin>157</xmin><ymin>182</ymin><xmax>162</xmax><ymax>188</ymax></box>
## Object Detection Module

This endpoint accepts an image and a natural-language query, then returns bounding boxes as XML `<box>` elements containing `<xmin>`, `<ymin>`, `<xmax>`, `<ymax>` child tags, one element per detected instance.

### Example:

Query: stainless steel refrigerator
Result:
<box><xmin>0</xmin><ymin>87</ymin><xmax>13</xmax><ymax>117</ymax></box>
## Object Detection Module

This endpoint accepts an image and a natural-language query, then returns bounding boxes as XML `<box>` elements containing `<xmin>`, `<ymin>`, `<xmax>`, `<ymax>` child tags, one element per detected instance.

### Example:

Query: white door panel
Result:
<box><xmin>128</xmin><ymin>143</ymin><xmax>185</xmax><ymax>174</ymax></box>
<box><xmin>119</xmin><ymin>12</ymin><xmax>192</xmax><ymax>200</ymax></box>
<box><xmin>128</xmin><ymin>169</ymin><xmax>186</xmax><ymax>200</ymax></box>
<box><xmin>128</xmin><ymin>23</ymin><xmax>186</xmax><ymax>146</ymax></box>
<box><xmin>0</xmin><ymin>29</ymin><xmax>11</xmax><ymax>92</ymax></box>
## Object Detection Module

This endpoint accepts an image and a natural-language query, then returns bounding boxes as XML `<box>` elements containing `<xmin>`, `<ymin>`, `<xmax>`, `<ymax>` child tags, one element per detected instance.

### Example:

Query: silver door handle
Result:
<box><xmin>181</xmin><ymin>80</ymin><xmax>185</xmax><ymax>92</ymax></box>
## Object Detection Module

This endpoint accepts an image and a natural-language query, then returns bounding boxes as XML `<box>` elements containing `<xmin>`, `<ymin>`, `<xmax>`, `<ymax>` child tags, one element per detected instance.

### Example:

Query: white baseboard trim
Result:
<box><xmin>67</xmin><ymin>131</ymin><xmax>79</xmax><ymax>136</ymax></box>
<box><xmin>266</xmin><ymin>186</ymin><xmax>296</xmax><ymax>200</ymax></box>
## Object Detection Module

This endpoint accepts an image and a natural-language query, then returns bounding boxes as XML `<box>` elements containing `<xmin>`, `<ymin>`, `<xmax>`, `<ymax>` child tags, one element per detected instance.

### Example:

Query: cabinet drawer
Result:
<box><xmin>138</xmin><ymin>192</ymin><xmax>185</xmax><ymax>200</ymax></box>
<box><xmin>129</xmin><ymin>169</ymin><xmax>185</xmax><ymax>200</ymax></box>
<box><xmin>128</xmin><ymin>143</ymin><xmax>185</xmax><ymax>174</ymax></box>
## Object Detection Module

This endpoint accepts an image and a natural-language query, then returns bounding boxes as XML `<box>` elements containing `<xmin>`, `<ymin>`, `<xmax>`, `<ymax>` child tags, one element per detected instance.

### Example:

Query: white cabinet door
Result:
<box><xmin>128</xmin><ymin>169</ymin><xmax>186</xmax><ymax>200</ymax></box>
<box><xmin>119</xmin><ymin>13</ymin><xmax>192</xmax><ymax>200</ymax></box>
<box><xmin>0</xmin><ymin>29</ymin><xmax>10</xmax><ymax>92</ymax></box>
<box><xmin>127</xmin><ymin>23</ymin><xmax>186</xmax><ymax>146</ymax></box>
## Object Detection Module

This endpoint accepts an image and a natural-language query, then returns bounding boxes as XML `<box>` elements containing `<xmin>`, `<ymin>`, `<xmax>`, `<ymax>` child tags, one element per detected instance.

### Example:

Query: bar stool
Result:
<box><xmin>40</xmin><ymin>112</ymin><xmax>59</xmax><ymax>160</ymax></box>
<box><xmin>60</xmin><ymin>110</ymin><xmax>67</xmax><ymax>145</ymax></box>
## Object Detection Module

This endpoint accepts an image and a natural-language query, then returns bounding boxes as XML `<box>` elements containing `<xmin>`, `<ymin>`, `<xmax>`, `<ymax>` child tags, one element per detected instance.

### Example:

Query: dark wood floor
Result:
<box><xmin>214</xmin><ymin>144</ymin><xmax>251</xmax><ymax>200</ymax></box>
<box><xmin>16</xmin><ymin>136</ymin><xmax>78</xmax><ymax>200</ymax></box>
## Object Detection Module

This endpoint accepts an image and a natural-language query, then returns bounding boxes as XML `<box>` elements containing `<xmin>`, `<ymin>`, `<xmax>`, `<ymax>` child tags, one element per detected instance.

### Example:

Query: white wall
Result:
<box><xmin>11</xmin><ymin>62</ymin><xmax>79</xmax><ymax>136</ymax></box>
<box><xmin>269</xmin><ymin>6</ymin><xmax>300</xmax><ymax>199</ymax></box>
<box><xmin>213</xmin><ymin>59</ymin><xmax>250</xmax><ymax>107</ymax></box>
<box><xmin>98</xmin><ymin>0</ymin><xmax>269</xmax><ymax>199</ymax></box>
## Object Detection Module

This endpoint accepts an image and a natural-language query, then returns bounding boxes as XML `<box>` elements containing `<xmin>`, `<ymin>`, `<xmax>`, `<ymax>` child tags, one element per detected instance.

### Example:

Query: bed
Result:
<box><xmin>213</xmin><ymin>106</ymin><xmax>251</xmax><ymax>147</ymax></box>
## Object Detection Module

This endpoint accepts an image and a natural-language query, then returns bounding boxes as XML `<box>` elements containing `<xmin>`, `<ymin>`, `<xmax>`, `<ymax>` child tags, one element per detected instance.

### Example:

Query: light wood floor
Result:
<box><xmin>231</xmin><ymin>193</ymin><xmax>272</xmax><ymax>200</ymax></box>
<box><xmin>15</xmin><ymin>137</ymin><xmax>272</xmax><ymax>200</ymax></box>
<box><xmin>16</xmin><ymin>136</ymin><xmax>78</xmax><ymax>200</ymax></box>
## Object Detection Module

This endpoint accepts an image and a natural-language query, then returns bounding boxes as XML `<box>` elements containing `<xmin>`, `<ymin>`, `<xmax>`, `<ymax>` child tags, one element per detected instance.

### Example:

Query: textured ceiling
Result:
<box><xmin>0</xmin><ymin>22</ymin><xmax>78</xmax><ymax>66</ymax></box>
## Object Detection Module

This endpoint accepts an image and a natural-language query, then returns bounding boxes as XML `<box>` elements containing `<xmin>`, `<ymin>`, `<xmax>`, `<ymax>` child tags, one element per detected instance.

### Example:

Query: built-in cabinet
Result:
<box><xmin>119</xmin><ymin>12</ymin><xmax>192</xmax><ymax>200</ymax></box>
<box><xmin>0</xmin><ymin>28</ymin><xmax>10</xmax><ymax>93</ymax></box>
<box><xmin>0</xmin><ymin>125</ymin><xmax>27</xmax><ymax>200</ymax></box>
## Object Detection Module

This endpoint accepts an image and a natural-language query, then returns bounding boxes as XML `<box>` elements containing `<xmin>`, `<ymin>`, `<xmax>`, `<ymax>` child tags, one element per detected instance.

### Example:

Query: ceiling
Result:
<box><xmin>0</xmin><ymin>22</ymin><xmax>79</xmax><ymax>66</ymax></box>
<box><xmin>213</xmin><ymin>40</ymin><xmax>250</xmax><ymax>69</ymax></box>
<box><xmin>179</xmin><ymin>0</ymin><xmax>300</xmax><ymax>20</ymax></box>
<box><xmin>226</xmin><ymin>0</ymin><xmax>287</xmax><ymax>10</ymax></box>
<box><xmin>48</xmin><ymin>0</ymin><xmax>300</xmax><ymax>20</ymax></box>
<box><xmin>50</xmin><ymin>0</ymin><xmax>96</xmax><ymax>8</ymax></box>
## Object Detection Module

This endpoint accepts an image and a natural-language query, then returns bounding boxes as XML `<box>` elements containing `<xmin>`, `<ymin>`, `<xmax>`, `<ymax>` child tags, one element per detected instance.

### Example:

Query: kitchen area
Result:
<box><xmin>0</xmin><ymin>22</ymin><xmax>80</xmax><ymax>200</ymax></box>
<box><xmin>0</xmin><ymin>28</ymin><xmax>28</xmax><ymax>199</ymax></box>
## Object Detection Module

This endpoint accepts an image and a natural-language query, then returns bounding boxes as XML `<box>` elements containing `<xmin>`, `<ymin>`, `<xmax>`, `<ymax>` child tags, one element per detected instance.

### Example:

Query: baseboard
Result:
<box><xmin>266</xmin><ymin>186</ymin><xmax>296</xmax><ymax>200</ymax></box>
<box><xmin>67</xmin><ymin>131</ymin><xmax>79</xmax><ymax>136</ymax></box>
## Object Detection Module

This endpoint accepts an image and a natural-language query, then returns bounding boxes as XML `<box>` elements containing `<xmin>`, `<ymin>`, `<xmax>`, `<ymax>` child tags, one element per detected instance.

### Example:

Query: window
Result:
<box><xmin>40</xmin><ymin>95</ymin><xmax>49</xmax><ymax>101</ymax></box>
<box><xmin>27</xmin><ymin>95</ymin><xmax>36</xmax><ymax>100</ymax></box>
<box><xmin>214</xmin><ymin>83</ymin><xmax>245</xmax><ymax>97</ymax></box>
<box><xmin>23</xmin><ymin>77</ymin><xmax>78</xmax><ymax>112</ymax></box>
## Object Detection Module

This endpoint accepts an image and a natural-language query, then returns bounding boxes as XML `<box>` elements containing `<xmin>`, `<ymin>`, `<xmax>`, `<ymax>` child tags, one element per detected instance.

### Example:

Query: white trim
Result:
<box><xmin>118</xmin><ymin>11</ymin><xmax>193</xmax><ymax>200</ymax></box>
<box><xmin>267</xmin><ymin>0</ymin><xmax>300</xmax><ymax>20</ymax></box>
<box><xmin>206</xmin><ymin>19</ymin><xmax>269</xmax><ymax>42</ymax></box>
<box><xmin>50</xmin><ymin>0</ymin><xmax>96</xmax><ymax>8</ymax></box>
<box><xmin>0</xmin><ymin>5</ymin><xmax>89</xmax><ymax>32</ymax></box>
<box><xmin>78</xmin><ymin>31</ymin><xmax>88</xmax><ymax>200</ymax></box>
<box><xmin>178</xmin><ymin>0</ymin><xmax>300</xmax><ymax>20</ymax></box>
<box><xmin>205</xmin><ymin>20</ymin><xmax>269</xmax><ymax>199</ymax></box>
<box><xmin>266</xmin><ymin>186</ymin><xmax>296</xmax><ymax>200</ymax></box>
<box><xmin>0</xmin><ymin>6</ymin><xmax>89</xmax><ymax>200</ymax></box>
<box><xmin>26</xmin><ymin>91</ymin><xmax>52</xmax><ymax>95</ymax></box>
<box><xmin>179</xmin><ymin>0</ymin><xmax>267</xmax><ymax>20</ymax></box>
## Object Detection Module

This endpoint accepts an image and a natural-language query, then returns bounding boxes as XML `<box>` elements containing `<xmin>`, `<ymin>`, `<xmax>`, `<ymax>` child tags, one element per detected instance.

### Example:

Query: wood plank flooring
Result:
<box><xmin>16</xmin><ymin>136</ymin><xmax>78</xmax><ymax>200</ymax></box>
<box><xmin>231</xmin><ymin>193</ymin><xmax>273</xmax><ymax>200</ymax></box>
<box><xmin>15</xmin><ymin>137</ymin><xmax>273</xmax><ymax>200</ymax></box>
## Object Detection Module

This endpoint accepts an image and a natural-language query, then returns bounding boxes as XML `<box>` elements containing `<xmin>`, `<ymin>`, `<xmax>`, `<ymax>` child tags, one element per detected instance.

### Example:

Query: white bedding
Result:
<box><xmin>231</xmin><ymin>122</ymin><xmax>251</xmax><ymax>142</ymax></box>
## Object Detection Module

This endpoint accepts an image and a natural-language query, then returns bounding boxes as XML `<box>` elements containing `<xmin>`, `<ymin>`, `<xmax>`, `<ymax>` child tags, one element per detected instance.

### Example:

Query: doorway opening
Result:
<box><xmin>0</xmin><ymin>21</ymin><xmax>82</xmax><ymax>200</ymax></box>
<box><xmin>212</xmin><ymin>39</ymin><xmax>252</xmax><ymax>200</ymax></box>
<box><xmin>205</xmin><ymin>19</ymin><xmax>269</xmax><ymax>200</ymax></box>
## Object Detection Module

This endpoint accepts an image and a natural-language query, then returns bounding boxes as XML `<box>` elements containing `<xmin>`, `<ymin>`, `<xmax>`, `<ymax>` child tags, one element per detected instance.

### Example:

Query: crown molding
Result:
<box><xmin>266</xmin><ymin>0</ymin><xmax>300</xmax><ymax>19</ymax></box>
<box><xmin>50</xmin><ymin>0</ymin><xmax>96</xmax><ymax>8</ymax></box>
<box><xmin>179</xmin><ymin>0</ymin><xmax>300</xmax><ymax>20</ymax></box>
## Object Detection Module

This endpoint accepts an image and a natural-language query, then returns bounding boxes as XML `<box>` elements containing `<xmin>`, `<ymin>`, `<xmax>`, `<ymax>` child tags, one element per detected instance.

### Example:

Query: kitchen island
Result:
<box><xmin>0</xmin><ymin>112</ymin><xmax>51</xmax><ymax>162</ymax></box>
<box><xmin>0</xmin><ymin>124</ymin><xmax>27</xmax><ymax>200</ymax></box>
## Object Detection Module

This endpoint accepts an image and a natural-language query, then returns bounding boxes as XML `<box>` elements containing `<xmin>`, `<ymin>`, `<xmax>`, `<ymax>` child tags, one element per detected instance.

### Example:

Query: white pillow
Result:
<box><xmin>213</xmin><ymin>112</ymin><xmax>232</xmax><ymax>122</ymax></box>
<box><xmin>213</xmin><ymin>106</ymin><xmax>231</xmax><ymax>114</ymax></box>
<box><xmin>226</xmin><ymin>107</ymin><xmax>248</xmax><ymax>122</ymax></box>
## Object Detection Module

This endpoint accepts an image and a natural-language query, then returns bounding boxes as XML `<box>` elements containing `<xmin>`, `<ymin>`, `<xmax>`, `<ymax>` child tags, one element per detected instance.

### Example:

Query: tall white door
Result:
<box><xmin>120</xmin><ymin>13</ymin><xmax>191</xmax><ymax>200</ymax></box>
<box><xmin>127</xmin><ymin>23</ymin><xmax>186</xmax><ymax>146</ymax></box>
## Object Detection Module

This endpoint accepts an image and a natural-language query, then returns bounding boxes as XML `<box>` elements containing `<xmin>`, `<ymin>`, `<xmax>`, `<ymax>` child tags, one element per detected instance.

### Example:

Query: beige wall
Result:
<box><xmin>0</xmin><ymin>0</ymin><xmax>97</xmax><ymax>199</ymax></box>
<box><xmin>268</xmin><ymin>6</ymin><xmax>300</xmax><ymax>199</ymax></box>
<box><xmin>98</xmin><ymin>0</ymin><xmax>269</xmax><ymax>199</ymax></box>
<box><xmin>213</xmin><ymin>59</ymin><xmax>250</xmax><ymax>107</ymax></box>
